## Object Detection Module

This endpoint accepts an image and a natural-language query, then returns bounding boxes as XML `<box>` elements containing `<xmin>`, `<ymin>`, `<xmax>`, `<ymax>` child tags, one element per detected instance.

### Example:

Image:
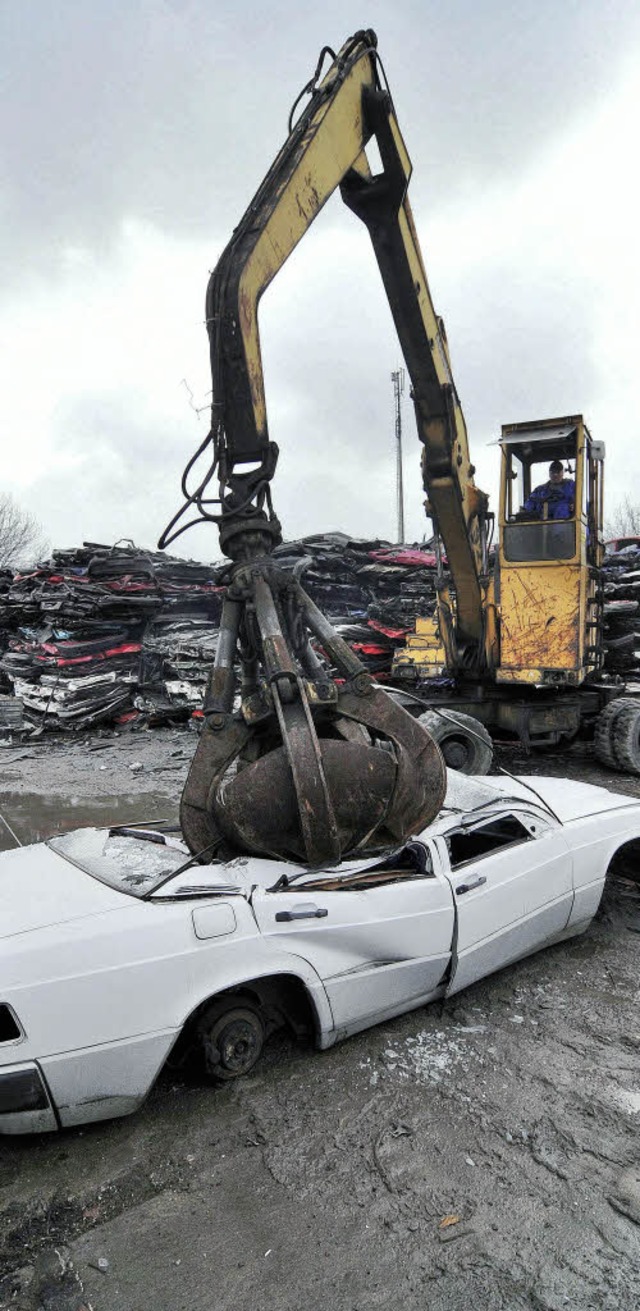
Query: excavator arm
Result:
<box><xmin>162</xmin><ymin>30</ymin><xmax>492</xmax><ymax>865</ymax></box>
<box><xmin>204</xmin><ymin>30</ymin><xmax>489</xmax><ymax>641</ymax></box>
<box><xmin>340</xmin><ymin>91</ymin><xmax>490</xmax><ymax>650</ymax></box>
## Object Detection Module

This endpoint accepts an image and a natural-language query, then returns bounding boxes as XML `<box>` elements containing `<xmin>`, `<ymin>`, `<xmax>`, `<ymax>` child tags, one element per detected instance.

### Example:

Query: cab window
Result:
<box><xmin>503</xmin><ymin>520</ymin><xmax>576</xmax><ymax>562</ymax></box>
<box><xmin>502</xmin><ymin>441</ymin><xmax>577</xmax><ymax>561</ymax></box>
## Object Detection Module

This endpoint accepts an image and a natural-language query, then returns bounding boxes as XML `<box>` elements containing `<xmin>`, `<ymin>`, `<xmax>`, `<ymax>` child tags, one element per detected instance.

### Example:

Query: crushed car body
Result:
<box><xmin>1</xmin><ymin>770</ymin><xmax>640</xmax><ymax>1134</ymax></box>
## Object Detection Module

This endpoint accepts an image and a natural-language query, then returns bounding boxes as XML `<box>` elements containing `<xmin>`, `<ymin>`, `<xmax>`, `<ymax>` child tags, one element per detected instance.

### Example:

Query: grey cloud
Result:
<box><xmin>6</xmin><ymin>0</ymin><xmax>638</xmax><ymax>555</ymax></box>
<box><xmin>27</xmin><ymin>389</ymin><xmax>198</xmax><ymax>552</ymax></box>
<box><xmin>439</xmin><ymin>261</ymin><xmax>599</xmax><ymax>436</ymax></box>
<box><xmin>251</xmin><ymin>224</ymin><xmax>603</xmax><ymax>541</ymax></box>
<box><xmin>15</xmin><ymin>168</ymin><xmax>612</xmax><ymax>557</ymax></box>
<box><xmin>3</xmin><ymin>0</ymin><xmax>639</xmax><ymax>291</ymax></box>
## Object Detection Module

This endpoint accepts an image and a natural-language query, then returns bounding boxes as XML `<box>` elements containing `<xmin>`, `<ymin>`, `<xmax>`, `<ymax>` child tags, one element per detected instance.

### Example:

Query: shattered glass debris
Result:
<box><xmin>48</xmin><ymin>827</ymin><xmax>190</xmax><ymax>896</ymax></box>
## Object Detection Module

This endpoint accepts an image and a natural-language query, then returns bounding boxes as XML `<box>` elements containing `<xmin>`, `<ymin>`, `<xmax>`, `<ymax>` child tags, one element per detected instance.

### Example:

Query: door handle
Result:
<box><xmin>456</xmin><ymin>875</ymin><xmax>487</xmax><ymax>896</ymax></box>
<box><xmin>275</xmin><ymin>906</ymin><xmax>329</xmax><ymax>922</ymax></box>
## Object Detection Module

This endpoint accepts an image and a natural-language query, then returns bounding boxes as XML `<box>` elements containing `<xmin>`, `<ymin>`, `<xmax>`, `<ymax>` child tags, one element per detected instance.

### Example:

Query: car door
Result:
<box><xmin>439</xmin><ymin>807</ymin><xmax>574</xmax><ymax>996</ymax></box>
<box><xmin>251</xmin><ymin>843</ymin><xmax>455</xmax><ymax>1036</ymax></box>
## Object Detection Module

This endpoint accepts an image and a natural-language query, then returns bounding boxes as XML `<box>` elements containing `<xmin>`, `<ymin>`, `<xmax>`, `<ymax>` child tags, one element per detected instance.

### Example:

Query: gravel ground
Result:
<box><xmin>1</xmin><ymin>729</ymin><xmax>640</xmax><ymax>1310</ymax></box>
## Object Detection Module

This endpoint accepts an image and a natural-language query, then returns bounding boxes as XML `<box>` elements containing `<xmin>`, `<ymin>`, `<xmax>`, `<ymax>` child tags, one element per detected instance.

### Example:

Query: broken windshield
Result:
<box><xmin>48</xmin><ymin>828</ymin><xmax>193</xmax><ymax>898</ymax></box>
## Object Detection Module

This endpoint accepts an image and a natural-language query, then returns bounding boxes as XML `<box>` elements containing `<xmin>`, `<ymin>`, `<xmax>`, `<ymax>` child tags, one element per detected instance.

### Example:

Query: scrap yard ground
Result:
<box><xmin>1</xmin><ymin>732</ymin><xmax>640</xmax><ymax>1310</ymax></box>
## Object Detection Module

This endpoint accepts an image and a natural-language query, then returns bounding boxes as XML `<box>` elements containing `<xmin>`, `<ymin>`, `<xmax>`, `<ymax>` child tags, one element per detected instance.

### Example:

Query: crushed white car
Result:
<box><xmin>1</xmin><ymin>771</ymin><xmax>639</xmax><ymax>1134</ymax></box>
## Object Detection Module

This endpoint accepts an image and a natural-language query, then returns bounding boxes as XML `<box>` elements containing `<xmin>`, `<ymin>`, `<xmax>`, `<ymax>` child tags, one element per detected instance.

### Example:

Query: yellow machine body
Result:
<box><xmin>497</xmin><ymin>565</ymin><xmax>584</xmax><ymax>683</ymax></box>
<box><xmin>496</xmin><ymin>416</ymin><xmax>605</xmax><ymax>688</ymax></box>
<box><xmin>396</xmin><ymin>415</ymin><xmax>605</xmax><ymax>693</ymax></box>
<box><xmin>393</xmin><ymin>614</ymin><xmax>448</xmax><ymax>678</ymax></box>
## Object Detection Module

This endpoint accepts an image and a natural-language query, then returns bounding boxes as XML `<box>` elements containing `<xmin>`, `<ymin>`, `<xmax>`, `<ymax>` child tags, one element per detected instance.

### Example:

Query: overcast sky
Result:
<box><xmin>2</xmin><ymin>0</ymin><xmax>640</xmax><ymax>561</ymax></box>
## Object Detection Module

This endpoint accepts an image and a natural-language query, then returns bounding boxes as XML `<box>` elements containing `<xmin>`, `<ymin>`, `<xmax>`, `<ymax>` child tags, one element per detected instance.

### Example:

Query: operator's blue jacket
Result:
<box><xmin>524</xmin><ymin>479</ymin><xmax>575</xmax><ymax>521</ymax></box>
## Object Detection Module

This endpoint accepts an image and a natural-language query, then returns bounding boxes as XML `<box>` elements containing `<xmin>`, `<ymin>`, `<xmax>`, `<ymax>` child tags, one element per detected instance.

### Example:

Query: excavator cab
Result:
<box><xmin>497</xmin><ymin>416</ymin><xmax>605</xmax><ymax>686</ymax></box>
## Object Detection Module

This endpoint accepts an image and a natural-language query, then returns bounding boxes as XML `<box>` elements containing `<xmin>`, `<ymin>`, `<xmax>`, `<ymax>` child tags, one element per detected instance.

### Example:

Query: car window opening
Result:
<box><xmin>447</xmin><ymin>816</ymin><xmax>533</xmax><ymax>868</ymax></box>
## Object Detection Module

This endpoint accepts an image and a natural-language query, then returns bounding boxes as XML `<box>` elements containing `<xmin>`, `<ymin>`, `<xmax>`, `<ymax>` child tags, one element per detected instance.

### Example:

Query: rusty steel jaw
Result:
<box><xmin>180</xmin><ymin>564</ymin><xmax>446</xmax><ymax>866</ymax></box>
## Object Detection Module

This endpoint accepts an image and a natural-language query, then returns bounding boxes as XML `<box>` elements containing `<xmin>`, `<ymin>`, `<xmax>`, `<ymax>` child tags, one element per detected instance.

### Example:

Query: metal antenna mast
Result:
<box><xmin>391</xmin><ymin>368</ymin><xmax>406</xmax><ymax>542</ymax></box>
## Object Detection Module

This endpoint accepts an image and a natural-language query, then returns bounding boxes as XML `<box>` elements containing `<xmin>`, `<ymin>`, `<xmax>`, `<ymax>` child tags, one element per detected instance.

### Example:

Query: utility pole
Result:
<box><xmin>391</xmin><ymin>368</ymin><xmax>405</xmax><ymax>543</ymax></box>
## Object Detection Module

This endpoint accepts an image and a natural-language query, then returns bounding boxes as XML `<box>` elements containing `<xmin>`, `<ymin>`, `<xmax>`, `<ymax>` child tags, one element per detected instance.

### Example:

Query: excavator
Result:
<box><xmin>160</xmin><ymin>29</ymin><xmax>638</xmax><ymax>868</ymax></box>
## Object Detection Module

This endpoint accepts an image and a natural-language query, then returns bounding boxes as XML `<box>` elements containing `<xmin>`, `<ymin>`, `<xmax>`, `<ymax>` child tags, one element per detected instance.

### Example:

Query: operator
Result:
<box><xmin>523</xmin><ymin>460</ymin><xmax>575</xmax><ymax>520</ymax></box>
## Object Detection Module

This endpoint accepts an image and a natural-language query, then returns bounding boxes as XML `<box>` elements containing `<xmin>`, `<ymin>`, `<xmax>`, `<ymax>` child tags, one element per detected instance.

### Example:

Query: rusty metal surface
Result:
<box><xmin>335</xmin><ymin>685</ymin><xmax>447</xmax><ymax>842</ymax></box>
<box><xmin>213</xmin><ymin>737</ymin><xmax>397</xmax><ymax>864</ymax></box>
<box><xmin>296</xmin><ymin>585</ymin><xmax>367</xmax><ymax>678</ymax></box>
<box><xmin>180</xmin><ymin>717</ymin><xmax>254</xmax><ymax>858</ymax></box>
<box><xmin>270</xmin><ymin>682</ymin><xmax>341</xmax><ymax>864</ymax></box>
<box><xmin>499</xmin><ymin>564</ymin><xmax>581</xmax><ymax>674</ymax></box>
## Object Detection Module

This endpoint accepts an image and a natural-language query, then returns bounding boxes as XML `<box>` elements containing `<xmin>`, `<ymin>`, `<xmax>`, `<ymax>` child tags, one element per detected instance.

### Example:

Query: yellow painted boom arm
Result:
<box><xmin>207</xmin><ymin>29</ymin><xmax>489</xmax><ymax>644</ymax></box>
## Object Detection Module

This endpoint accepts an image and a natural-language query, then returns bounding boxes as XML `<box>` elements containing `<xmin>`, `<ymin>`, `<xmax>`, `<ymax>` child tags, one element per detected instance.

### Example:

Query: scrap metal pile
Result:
<box><xmin>1</xmin><ymin>536</ymin><xmax>639</xmax><ymax>737</ymax></box>
<box><xmin>602</xmin><ymin>544</ymin><xmax>640</xmax><ymax>677</ymax></box>
<box><xmin>0</xmin><ymin>544</ymin><xmax>223</xmax><ymax>734</ymax></box>
<box><xmin>0</xmin><ymin>536</ymin><xmax>440</xmax><ymax>735</ymax></box>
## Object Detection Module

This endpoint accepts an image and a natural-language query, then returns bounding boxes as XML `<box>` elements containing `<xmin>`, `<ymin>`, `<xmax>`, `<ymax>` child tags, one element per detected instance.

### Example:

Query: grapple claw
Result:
<box><xmin>180</xmin><ymin>562</ymin><xmax>445</xmax><ymax>866</ymax></box>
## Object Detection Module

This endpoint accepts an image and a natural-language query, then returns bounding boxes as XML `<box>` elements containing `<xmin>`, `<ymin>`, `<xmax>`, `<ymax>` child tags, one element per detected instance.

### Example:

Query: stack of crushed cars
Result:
<box><xmin>271</xmin><ymin>534</ymin><xmax>439</xmax><ymax>677</ymax></box>
<box><xmin>2</xmin><ymin>534</ymin><xmax>639</xmax><ymax>737</ymax></box>
<box><xmin>0</xmin><ymin>543</ymin><xmax>223</xmax><ymax>734</ymax></box>
<box><xmin>602</xmin><ymin>542</ymin><xmax>640</xmax><ymax>683</ymax></box>
<box><xmin>0</xmin><ymin>534</ymin><xmax>442</xmax><ymax>735</ymax></box>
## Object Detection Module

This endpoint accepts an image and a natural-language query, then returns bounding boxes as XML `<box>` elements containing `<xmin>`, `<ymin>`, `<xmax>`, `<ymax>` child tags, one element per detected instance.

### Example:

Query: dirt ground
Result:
<box><xmin>1</xmin><ymin>729</ymin><xmax>640</xmax><ymax>1311</ymax></box>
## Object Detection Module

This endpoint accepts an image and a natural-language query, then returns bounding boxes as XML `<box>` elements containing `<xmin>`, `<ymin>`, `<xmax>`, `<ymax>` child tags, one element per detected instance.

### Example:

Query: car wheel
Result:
<box><xmin>611</xmin><ymin>702</ymin><xmax>640</xmax><ymax>775</ymax></box>
<box><xmin>593</xmin><ymin>698</ymin><xmax>637</xmax><ymax>769</ymax></box>
<box><xmin>417</xmin><ymin>710</ymin><xmax>493</xmax><ymax>774</ymax></box>
<box><xmin>198</xmin><ymin>1003</ymin><xmax>265</xmax><ymax>1081</ymax></box>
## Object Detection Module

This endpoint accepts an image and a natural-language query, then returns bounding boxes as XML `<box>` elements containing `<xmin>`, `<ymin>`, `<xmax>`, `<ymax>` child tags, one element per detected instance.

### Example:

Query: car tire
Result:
<box><xmin>417</xmin><ymin>710</ymin><xmax>493</xmax><ymax>774</ymax></box>
<box><xmin>611</xmin><ymin>702</ymin><xmax>640</xmax><ymax>775</ymax></box>
<box><xmin>593</xmin><ymin>698</ymin><xmax>637</xmax><ymax>769</ymax></box>
<box><xmin>198</xmin><ymin>1003</ymin><xmax>265</xmax><ymax>1081</ymax></box>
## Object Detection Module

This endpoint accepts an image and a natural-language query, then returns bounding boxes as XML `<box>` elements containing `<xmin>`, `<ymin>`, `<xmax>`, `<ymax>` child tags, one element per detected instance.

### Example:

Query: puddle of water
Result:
<box><xmin>0</xmin><ymin>791</ymin><xmax>178</xmax><ymax>851</ymax></box>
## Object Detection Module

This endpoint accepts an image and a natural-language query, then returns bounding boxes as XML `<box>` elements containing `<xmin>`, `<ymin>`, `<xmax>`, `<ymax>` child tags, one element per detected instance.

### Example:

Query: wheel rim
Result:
<box><xmin>215</xmin><ymin>1015</ymin><xmax>263</xmax><ymax>1075</ymax></box>
<box><xmin>441</xmin><ymin>735</ymin><xmax>471</xmax><ymax>770</ymax></box>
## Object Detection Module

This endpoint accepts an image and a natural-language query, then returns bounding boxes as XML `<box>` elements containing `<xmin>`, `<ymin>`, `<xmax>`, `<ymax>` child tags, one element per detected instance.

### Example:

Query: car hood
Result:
<box><xmin>486</xmin><ymin>775</ymin><xmax>639</xmax><ymax>823</ymax></box>
<box><xmin>0</xmin><ymin>842</ymin><xmax>127</xmax><ymax>939</ymax></box>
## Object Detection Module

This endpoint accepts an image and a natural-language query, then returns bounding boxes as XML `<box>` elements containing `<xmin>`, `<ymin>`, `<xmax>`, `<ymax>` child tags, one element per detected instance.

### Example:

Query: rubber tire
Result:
<box><xmin>198</xmin><ymin>1003</ymin><xmax>265</xmax><ymax>1082</ymax></box>
<box><xmin>593</xmin><ymin>697</ymin><xmax>638</xmax><ymax>769</ymax></box>
<box><xmin>417</xmin><ymin>709</ymin><xmax>493</xmax><ymax>775</ymax></box>
<box><xmin>611</xmin><ymin>702</ymin><xmax>640</xmax><ymax>775</ymax></box>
